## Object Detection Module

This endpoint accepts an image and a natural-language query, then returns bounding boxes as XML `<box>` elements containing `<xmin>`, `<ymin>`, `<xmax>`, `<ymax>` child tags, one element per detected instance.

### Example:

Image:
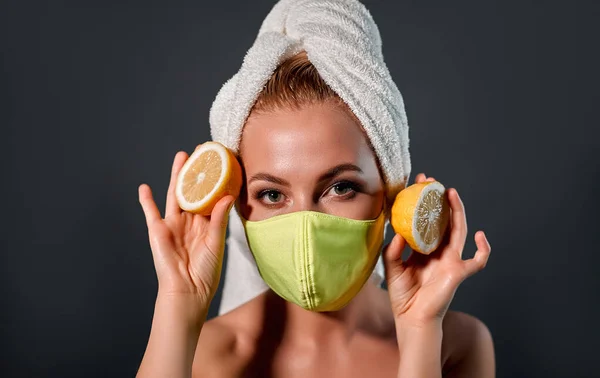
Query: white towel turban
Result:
<box><xmin>209</xmin><ymin>0</ymin><xmax>411</xmax><ymax>315</ymax></box>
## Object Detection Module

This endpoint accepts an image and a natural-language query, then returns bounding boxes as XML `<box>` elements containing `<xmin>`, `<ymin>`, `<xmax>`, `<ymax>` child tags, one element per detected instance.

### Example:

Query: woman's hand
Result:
<box><xmin>137</xmin><ymin>151</ymin><xmax>236</xmax><ymax>377</ymax></box>
<box><xmin>138</xmin><ymin>151</ymin><xmax>236</xmax><ymax>305</ymax></box>
<box><xmin>383</xmin><ymin>173</ymin><xmax>491</xmax><ymax>329</ymax></box>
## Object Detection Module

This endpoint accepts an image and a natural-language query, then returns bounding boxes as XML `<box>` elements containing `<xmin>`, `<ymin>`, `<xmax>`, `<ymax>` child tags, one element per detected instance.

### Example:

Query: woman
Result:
<box><xmin>137</xmin><ymin>1</ymin><xmax>494</xmax><ymax>377</ymax></box>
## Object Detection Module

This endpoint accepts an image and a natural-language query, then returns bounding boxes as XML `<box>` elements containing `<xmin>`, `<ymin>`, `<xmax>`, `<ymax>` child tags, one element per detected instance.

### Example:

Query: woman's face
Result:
<box><xmin>239</xmin><ymin>102</ymin><xmax>385</xmax><ymax>221</ymax></box>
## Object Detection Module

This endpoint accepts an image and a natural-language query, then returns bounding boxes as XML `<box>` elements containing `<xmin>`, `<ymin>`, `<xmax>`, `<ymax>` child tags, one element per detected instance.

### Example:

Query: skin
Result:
<box><xmin>137</xmin><ymin>102</ymin><xmax>494</xmax><ymax>377</ymax></box>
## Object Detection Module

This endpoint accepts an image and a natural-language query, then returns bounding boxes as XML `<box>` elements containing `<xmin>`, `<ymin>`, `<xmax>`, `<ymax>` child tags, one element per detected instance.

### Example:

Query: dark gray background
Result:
<box><xmin>2</xmin><ymin>0</ymin><xmax>598</xmax><ymax>377</ymax></box>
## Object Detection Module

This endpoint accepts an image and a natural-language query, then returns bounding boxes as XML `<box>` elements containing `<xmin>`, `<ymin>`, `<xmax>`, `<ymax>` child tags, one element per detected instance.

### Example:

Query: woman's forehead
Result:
<box><xmin>240</xmin><ymin>103</ymin><xmax>378</xmax><ymax>175</ymax></box>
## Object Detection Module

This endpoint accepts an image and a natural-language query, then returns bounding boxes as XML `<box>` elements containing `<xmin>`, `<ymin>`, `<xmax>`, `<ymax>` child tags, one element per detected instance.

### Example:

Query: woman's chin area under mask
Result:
<box><xmin>213</xmin><ymin>279</ymin><xmax>398</xmax><ymax>349</ymax></box>
<box><xmin>238</xmin><ymin>102</ymin><xmax>385</xmax><ymax>221</ymax></box>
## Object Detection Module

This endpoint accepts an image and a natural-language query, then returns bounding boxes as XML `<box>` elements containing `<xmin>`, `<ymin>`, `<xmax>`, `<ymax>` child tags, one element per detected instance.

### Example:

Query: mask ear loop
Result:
<box><xmin>370</xmin><ymin>193</ymin><xmax>389</xmax><ymax>289</ymax></box>
<box><xmin>382</xmin><ymin>190</ymin><xmax>392</xmax><ymax>221</ymax></box>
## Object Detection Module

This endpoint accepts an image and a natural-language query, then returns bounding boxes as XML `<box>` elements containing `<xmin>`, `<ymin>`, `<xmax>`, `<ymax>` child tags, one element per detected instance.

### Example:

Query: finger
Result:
<box><xmin>447</xmin><ymin>188</ymin><xmax>468</xmax><ymax>257</ymax></box>
<box><xmin>205</xmin><ymin>195</ymin><xmax>236</xmax><ymax>256</ymax></box>
<box><xmin>415</xmin><ymin>173</ymin><xmax>426</xmax><ymax>183</ymax></box>
<box><xmin>383</xmin><ymin>234</ymin><xmax>407</xmax><ymax>282</ymax></box>
<box><xmin>165</xmin><ymin>151</ymin><xmax>189</xmax><ymax>218</ymax></box>
<box><xmin>139</xmin><ymin>184</ymin><xmax>162</xmax><ymax>227</ymax></box>
<box><xmin>426</xmin><ymin>177</ymin><xmax>436</xmax><ymax>182</ymax></box>
<box><xmin>463</xmin><ymin>231</ymin><xmax>491</xmax><ymax>278</ymax></box>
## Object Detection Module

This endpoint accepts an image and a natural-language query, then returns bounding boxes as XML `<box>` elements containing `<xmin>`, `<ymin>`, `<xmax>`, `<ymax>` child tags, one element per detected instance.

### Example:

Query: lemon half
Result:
<box><xmin>391</xmin><ymin>181</ymin><xmax>450</xmax><ymax>255</ymax></box>
<box><xmin>175</xmin><ymin>141</ymin><xmax>242</xmax><ymax>216</ymax></box>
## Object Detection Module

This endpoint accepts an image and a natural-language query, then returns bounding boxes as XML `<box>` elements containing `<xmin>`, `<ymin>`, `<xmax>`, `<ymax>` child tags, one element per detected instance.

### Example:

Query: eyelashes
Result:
<box><xmin>253</xmin><ymin>180</ymin><xmax>364</xmax><ymax>207</ymax></box>
<box><xmin>329</xmin><ymin>180</ymin><xmax>363</xmax><ymax>197</ymax></box>
<box><xmin>256</xmin><ymin>189</ymin><xmax>283</xmax><ymax>204</ymax></box>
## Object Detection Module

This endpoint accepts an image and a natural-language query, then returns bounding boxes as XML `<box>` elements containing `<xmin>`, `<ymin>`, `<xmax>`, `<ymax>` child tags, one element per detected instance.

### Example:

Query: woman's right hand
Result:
<box><xmin>138</xmin><ymin>151</ymin><xmax>236</xmax><ymax>305</ymax></box>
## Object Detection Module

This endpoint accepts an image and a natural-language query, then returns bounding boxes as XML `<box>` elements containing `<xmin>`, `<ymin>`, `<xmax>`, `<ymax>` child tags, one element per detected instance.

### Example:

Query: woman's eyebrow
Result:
<box><xmin>318</xmin><ymin>163</ymin><xmax>363</xmax><ymax>182</ymax></box>
<box><xmin>248</xmin><ymin>173</ymin><xmax>290</xmax><ymax>186</ymax></box>
<box><xmin>248</xmin><ymin>164</ymin><xmax>362</xmax><ymax>186</ymax></box>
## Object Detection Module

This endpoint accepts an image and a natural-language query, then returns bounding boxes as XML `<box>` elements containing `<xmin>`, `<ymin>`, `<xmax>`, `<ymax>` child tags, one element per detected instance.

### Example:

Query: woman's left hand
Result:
<box><xmin>383</xmin><ymin>173</ymin><xmax>492</xmax><ymax>329</ymax></box>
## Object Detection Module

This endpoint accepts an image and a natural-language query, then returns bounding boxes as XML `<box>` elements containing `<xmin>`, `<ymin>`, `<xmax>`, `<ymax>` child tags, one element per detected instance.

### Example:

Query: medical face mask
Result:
<box><xmin>241</xmin><ymin>210</ymin><xmax>386</xmax><ymax>312</ymax></box>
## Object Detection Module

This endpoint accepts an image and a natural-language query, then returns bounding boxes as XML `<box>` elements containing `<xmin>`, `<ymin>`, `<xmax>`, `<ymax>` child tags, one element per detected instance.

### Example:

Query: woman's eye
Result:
<box><xmin>260</xmin><ymin>190</ymin><xmax>284</xmax><ymax>204</ymax></box>
<box><xmin>329</xmin><ymin>182</ymin><xmax>356</xmax><ymax>197</ymax></box>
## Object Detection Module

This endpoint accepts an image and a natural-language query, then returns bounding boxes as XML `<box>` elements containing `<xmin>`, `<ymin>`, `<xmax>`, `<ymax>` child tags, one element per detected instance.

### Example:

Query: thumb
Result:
<box><xmin>383</xmin><ymin>234</ymin><xmax>407</xmax><ymax>282</ymax></box>
<box><xmin>206</xmin><ymin>195</ymin><xmax>236</xmax><ymax>255</ymax></box>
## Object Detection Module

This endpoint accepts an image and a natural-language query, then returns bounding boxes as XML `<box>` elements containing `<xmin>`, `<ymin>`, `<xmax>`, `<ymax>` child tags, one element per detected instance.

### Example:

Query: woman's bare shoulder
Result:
<box><xmin>192</xmin><ymin>317</ymin><xmax>238</xmax><ymax>378</ymax></box>
<box><xmin>441</xmin><ymin>310</ymin><xmax>495</xmax><ymax>377</ymax></box>
<box><xmin>192</xmin><ymin>307</ymin><xmax>261</xmax><ymax>378</ymax></box>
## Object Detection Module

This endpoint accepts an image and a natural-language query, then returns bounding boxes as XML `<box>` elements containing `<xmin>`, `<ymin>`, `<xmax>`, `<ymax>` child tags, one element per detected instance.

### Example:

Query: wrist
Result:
<box><xmin>395</xmin><ymin>313</ymin><xmax>444</xmax><ymax>330</ymax></box>
<box><xmin>395</xmin><ymin>318</ymin><xmax>443</xmax><ymax>347</ymax></box>
<box><xmin>138</xmin><ymin>292</ymin><xmax>208</xmax><ymax>376</ymax></box>
<box><xmin>155</xmin><ymin>292</ymin><xmax>209</xmax><ymax>330</ymax></box>
<box><xmin>395</xmin><ymin>319</ymin><xmax>443</xmax><ymax>378</ymax></box>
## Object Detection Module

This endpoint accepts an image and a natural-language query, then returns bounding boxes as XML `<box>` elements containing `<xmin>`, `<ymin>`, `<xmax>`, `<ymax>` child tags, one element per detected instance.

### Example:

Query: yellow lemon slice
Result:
<box><xmin>175</xmin><ymin>141</ymin><xmax>242</xmax><ymax>216</ymax></box>
<box><xmin>391</xmin><ymin>181</ymin><xmax>450</xmax><ymax>255</ymax></box>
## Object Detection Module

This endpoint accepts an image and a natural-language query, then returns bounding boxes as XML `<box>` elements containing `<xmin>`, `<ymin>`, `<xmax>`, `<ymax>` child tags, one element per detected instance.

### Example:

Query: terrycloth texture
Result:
<box><xmin>210</xmin><ymin>0</ymin><xmax>411</xmax><ymax>315</ymax></box>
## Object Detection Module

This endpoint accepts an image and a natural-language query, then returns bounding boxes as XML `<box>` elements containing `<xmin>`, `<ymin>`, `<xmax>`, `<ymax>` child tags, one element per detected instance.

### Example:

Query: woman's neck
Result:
<box><xmin>256</xmin><ymin>281</ymin><xmax>397</xmax><ymax>347</ymax></box>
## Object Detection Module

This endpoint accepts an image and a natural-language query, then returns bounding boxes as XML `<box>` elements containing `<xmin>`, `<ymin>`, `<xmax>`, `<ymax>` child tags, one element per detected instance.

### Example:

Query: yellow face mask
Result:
<box><xmin>241</xmin><ymin>210</ymin><xmax>386</xmax><ymax>312</ymax></box>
